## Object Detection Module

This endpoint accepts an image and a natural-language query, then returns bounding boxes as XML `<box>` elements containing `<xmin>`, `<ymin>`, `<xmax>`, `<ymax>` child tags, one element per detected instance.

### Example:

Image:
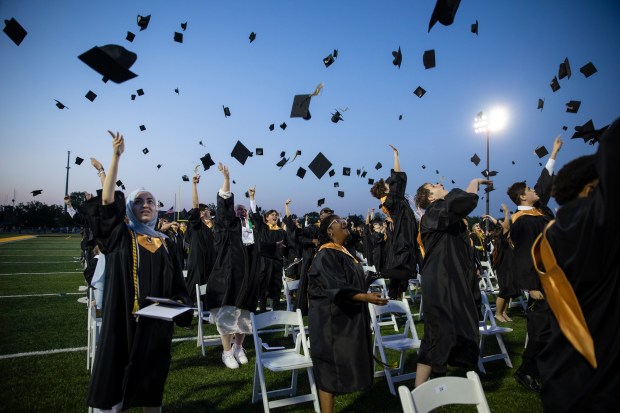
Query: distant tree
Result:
<box><xmin>14</xmin><ymin>201</ymin><xmax>65</xmax><ymax>228</ymax></box>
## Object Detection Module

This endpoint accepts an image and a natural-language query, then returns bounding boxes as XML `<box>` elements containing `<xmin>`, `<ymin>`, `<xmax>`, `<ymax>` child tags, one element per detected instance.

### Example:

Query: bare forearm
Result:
<box><xmin>102</xmin><ymin>155</ymin><xmax>119</xmax><ymax>205</ymax></box>
<box><xmin>393</xmin><ymin>151</ymin><xmax>401</xmax><ymax>172</ymax></box>
<box><xmin>192</xmin><ymin>183</ymin><xmax>199</xmax><ymax>208</ymax></box>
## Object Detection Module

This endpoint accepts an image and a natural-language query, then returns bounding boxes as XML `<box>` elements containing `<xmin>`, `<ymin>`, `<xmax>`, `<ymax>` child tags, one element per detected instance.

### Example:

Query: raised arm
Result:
<box><xmin>500</xmin><ymin>203</ymin><xmax>511</xmax><ymax>234</ymax></box>
<box><xmin>91</xmin><ymin>157</ymin><xmax>106</xmax><ymax>188</ymax></box>
<box><xmin>389</xmin><ymin>144</ymin><xmax>400</xmax><ymax>172</ymax></box>
<box><xmin>285</xmin><ymin>199</ymin><xmax>292</xmax><ymax>217</ymax></box>
<box><xmin>218</xmin><ymin>162</ymin><xmax>230</xmax><ymax>193</ymax></box>
<box><xmin>465</xmin><ymin>178</ymin><xmax>492</xmax><ymax>194</ymax></box>
<box><xmin>192</xmin><ymin>172</ymin><xmax>200</xmax><ymax>208</ymax></box>
<box><xmin>550</xmin><ymin>135</ymin><xmax>563</xmax><ymax>161</ymax></box>
<box><xmin>102</xmin><ymin>131</ymin><xmax>124</xmax><ymax>205</ymax></box>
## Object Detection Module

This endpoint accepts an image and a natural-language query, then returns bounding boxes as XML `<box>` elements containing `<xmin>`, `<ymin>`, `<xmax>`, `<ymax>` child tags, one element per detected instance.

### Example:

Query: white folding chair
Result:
<box><xmin>251</xmin><ymin>309</ymin><xmax>320</xmax><ymax>413</ymax></box>
<box><xmin>478</xmin><ymin>291</ymin><xmax>513</xmax><ymax>373</ymax></box>
<box><xmin>86</xmin><ymin>287</ymin><xmax>101</xmax><ymax>371</ymax></box>
<box><xmin>407</xmin><ymin>275</ymin><xmax>423</xmax><ymax>320</ymax></box>
<box><xmin>281</xmin><ymin>275</ymin><xmax>303</xmax><ymax>337</ymax></box>
<box><xmin>479</xmin><ymin>261</ymin><xmax>499</xmax><ymax>293</ymax></box>
<box><xmin>398</xmin><ymin>370</ymin><xmax>490</xmax><ymax>413</ymax></box>
<box><xmin>195</xmin><ymin>284</ymin><xmax>221</xmax><ymax>356</ymax></box>
<box><xmin>369</xmin><ymin>299</ymin><xmax>421</xmax><ymax>395</ymax></box>
<box><xmin>368</xmin><ymin>278</ymin><xmax>399</xmax><ymax>331</ymax></box>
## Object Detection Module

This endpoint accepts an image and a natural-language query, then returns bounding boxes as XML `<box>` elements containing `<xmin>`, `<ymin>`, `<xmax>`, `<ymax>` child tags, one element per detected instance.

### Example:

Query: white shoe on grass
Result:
<box><xmin>232</xmin><ymin>343</ymin><xmax>248</xmax><ymax>365</ymax></box>
<box><xmin>222</xmin><ymin>350</ymin><xmax>239</xmax><ymax>369</ymax></box>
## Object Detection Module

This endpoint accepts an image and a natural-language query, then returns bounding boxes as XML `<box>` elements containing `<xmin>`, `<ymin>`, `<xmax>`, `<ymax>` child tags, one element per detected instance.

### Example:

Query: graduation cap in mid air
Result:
<box><xmin>338</xmin><ymin>191</ymin><xmax>345</xmax><ymax>198</ymax></box>
<box><xmin>571</xmin><ymin>119</ymin><xmax>610</xmax><ymax>145</ymax></box>
<box><xmin>181</xmin><ymin>22</ymin><xmax>187</xmax><ymax>31</ymax></box>
<box><xmin>328</xmin><ymin>169</ymin><xmax>336</xmax><ymax>177</ymax></box>
<box><xmin>343</xmin><ymin>167</ymin><xmax>351</xmax><ymax>176</ymax></box>
<box><xmin>249</xmin><ymin>32</ymin><xmax>256</xmax><ymax>42</ymax></box>
<box><xmin>174</xmin><ymin>32</ymin><xmax>183</xmax><ymax>43</ymax></box>
<box><xmin>255</xmin><ymin>148</ymin><xmax>264</xmax><ymax>156</ymax></box>
<box><xmin>537</xmin><ymin>99</ymin><xmax>544</xmax><ymax>111</ymax></box>
<box><xmin>268</xmin><ymin>124</ymin><xmax>275</xmax><ymax>131</ymax></box>
<box><xmin>368</xmin><ymin>178</ymin><xmax>374</xmax><ymax>185</ymax></box>
<box><xmin>116</xmin><ymin>180</ymin><xmax>123</xmax><ymax>187</ymax></box>
<box><xmin>558</xmin><ymin>57</ymin><xmax>571</xmax><ymax>80</ymax></box>
<box><xmin>471</xmin><ymin>19</ymin><xmax>478</xmax><ymax>35</ymax></box>
<box><xmin>31</xmin><ymin>190</ymin><xmax>43</xmax><ymax>196</ymax></box>
<box><xmin>399</xmin><ymin>114</ymin><xmax>403</xmax><ymax>120</ymax></box>
<box><xmin>78</xmin><ymin>44</ymin><xmax>138</xmax><ymax>83</ymax></box>
<box><xmin>550</xmin><ymin>76</ymin><xmax>560</xmax><ymax>92</ymax></box>
<box><xmin>580</xmin><ymin>62</ymin><xmax>597</xmax><ymax>78</ymax></box>
<box><xmin>182</xmin><ymin>175</ymin><xmax>190</xmax><ymax>182</ymax></box>
<box><xmin>534</xmin><ymin>145</ymin><xmax>549</xmax><ymax>158</ymax></box>
<box><xmin>484</xmin><ymin>183</ymin><xmax>496</xmax><ymax>193</ymax></box>
<box><xmin>85</xmin><ymin>91</ymin><xmax>97</xmax><ymax>102</ymax></box>
<box><xmin>139</xmin><ymin>125</ymin><xmax>146</xmax><ymax>131</ymax></box>
<box><xmin>131</xmin><ymin>94</ymin><xmax>136</xmax><ymax>100</ymax></box>
<box><xmin>75</xmin><ymin>157</ymin><xmax>84</xmax><ymax>165</ymax></box>
<box><xmin>142</xmin><ymin>148</ymin><xmax>149</xmax><ymax>155</ymax></box>
<box><xmin>392</xmin><ymin>46</ymin><xmax>402</xmax><ymax>68</ymax></box>
<box><xmin>361</xmin><ymin>171</ymin><xmax>367</xmax><ymax>178</ymax></box>
<box><xmin>276</xmin><ymin>157</ymin><xmax>289</xmax><ymax>168</ymax></box>
<box><xmin>290</xmin><ymin>83</ymin><xmax>323</xmax><ymax>121</ymax></box>
<box><xmin>54</xmin><ymin>100</ymin><xmax>68</xmax><ymax>109</ymax></box>
<box><xmin>200</xmin><ymin>153</ymin><xmax>215</xmax><ymax>171</ymax></box>
<box><xmin>562</xmin><ymin>126</ymin><xmax>568</xmax><ymax>131</ymax></box>
<box><xmin>428</xmin><ymin>0</ymin><xmax>462</xmax><ymax>32</ymax></box>
<box><xmin>137</xmin><ymin>88</ymin><xmax>144</xmax><ymax>96</ymax></box>
<box><xmin>308</xmin><ymin>152</ymin><xmax>333</xmax><ymax>179</ymax></box>
<box><xmin>470</xmin><ymin>153</ymin><xmax>481</xmax><ymax>166</ymax></box>
<box><xmin>375</xmin><ymin>162</ymin><xmax>382</xmax><ymax>170</ymax></box>
<box><xmin>158</xmin><ymin>201</ymin><xmax>164</xmax><ymax>208</ymax></box>
<box><xmin>231</xmin><ymin>140</ymin><xmax>253</xmax><ymax>165</ymax></box>
<box><xmin>423</xmin><ymin>49</ymin><xmax>436</xmax><ymax>69</ymax></box>
<box><xmin>223</xmin><ymin>106</ymin><xmax>231</xmax><ymax>117</ymax></box>
<box><xmin>137</xmin><ymin>14</ymin><xmax>151</xmax><ymax>31</ymax></box>
<box><xmin>481</xmin><ymin>169</ymin><xmax>498</xmax><ymax>178</ymax></box>
<box><xmin>317</xmin><ymin>198</ymin><xmax>326</xmax><ymax>207</ymax></box>
<box><xmin>323</xmin><ymin>51</ymin><xmax>336</xmax><ymax>68</ymax></box>
<box><xmin>331</xmin><ymin>110</ymin><xmax>343</xmax><ymax>123</ymax></box>
<box><xmin>174</xmin><ymin>88</ymin><xmax>179</xmax><ymax>94</ymax></box>
<box><xmin>413</xmin><ymin>86</ymin><xmax>426</xmax><ymax>98</ymax></box>
<box><xmin>280</xmin><ymin>122</ymin><xmax>287</xmax><ymax>130</ymax></box>
<box><xmin>566</xmin><ymin>100</ymin><xmax>581</xmax><ymax>114</ymax></box>
<box><xmin>126</xmin><ymin>31</ymin><xmax>135</xmax><ymax>42</ymax></box>
<box><xmin>3</xmin><ymin>18</ymin><xmax>27</xmax><ymax>46</ymax></box>
<box><xmin>296</xmin><ymin>167</ymin><xmax>307</xmax><ymax>179</ymax></box>
<box><xmin>157</xmin><ymin>164</ymin><xmax>162</xmax><ymax>170</ymax></box>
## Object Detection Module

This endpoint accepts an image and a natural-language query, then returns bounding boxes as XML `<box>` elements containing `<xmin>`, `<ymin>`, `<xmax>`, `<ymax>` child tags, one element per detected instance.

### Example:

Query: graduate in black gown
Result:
<box><xmin>308</xmin><ymin>214</ymin><xmax>388</xmax><ymax>413</ymax></box>
<box><xmin>86</xmin><ymin>131</ymin><xmax>192</xmax><ymax>412</ymax></box>
<box><xmin>534</xmin><ymin>117</ymin><xmax>620</xmax><ymax>412</ymax></box>
<box><xmin>362</xmin><ymin>210</ymin><xmax>386</xmax><ymax>272</ymax></box>
<box><xmin>507</xmin><ymin>136</ymin><xmax>563</xmax><ymax>392</ymax></box>
<box><xmin>413</xmin><ymin>177</ymin><xmax>490</xmax><ymax>385</ymax></box>
<box><xmin>370</xmin><ymin>145</ymin><xmax>419</xmax><ymax>299</ymax></box>
<box><xmin>184</xmin><ymin>172</ymin><xmax>216</xmax><ymax>306</ymax></box>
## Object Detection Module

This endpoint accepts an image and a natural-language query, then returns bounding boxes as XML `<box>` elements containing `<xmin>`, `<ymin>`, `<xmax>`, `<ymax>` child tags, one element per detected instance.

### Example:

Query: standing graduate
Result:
<box><xmin>370</xmin><ymin>145</ymin><xmax>419</xmax><ymax>299</ymax></box>
<box><xmin>507</xmin><ymin>136</ymin><xmax>562</xmax><ymax>392</ymax></box>
<box><xmin>308</xmin><ymin>214</ymin><xmax>388</xmax><ymax>413</ymax></box>
<box><xmin>533</xmin><ymin>117</ymin><xmax>619</xmax><ymax>412</ymax></box>
<box><xmin>184</xmin><ymin>172</ymin><xmax>216</xmax><ymax>306</ymax></box>
<box><xmin>413</xmin><ymin>177</ymin><xmax>490</xmax><ymax>385</ymax></box>
<box><xmin>86</xmin><ymin>131</ymin><xmax>192</xmax><ymax>412</ymax></box>
<box><xmin>206</xmin><ymin>163</ymin><xmax>257</xmax><ymax>369</ymax></box>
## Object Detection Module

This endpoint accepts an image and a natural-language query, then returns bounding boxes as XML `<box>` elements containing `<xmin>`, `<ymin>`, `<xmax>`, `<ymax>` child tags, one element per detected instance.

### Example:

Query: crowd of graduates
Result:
<box><xmin>66</xmin><ymin>119</ymin><xmax>618</xmax><ymax>412</ymax></box>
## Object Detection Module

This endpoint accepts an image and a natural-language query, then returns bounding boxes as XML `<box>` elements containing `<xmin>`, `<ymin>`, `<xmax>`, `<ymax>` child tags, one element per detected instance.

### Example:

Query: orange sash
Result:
<box><xmin>511</xmin><ymin>208</ymin><xmax>545</xmax><ymax>224</ymax></box>
<box><xmin>319</xmin><ymin>242</ymin><xmax>359</xmax><ymax>264</ymax></box>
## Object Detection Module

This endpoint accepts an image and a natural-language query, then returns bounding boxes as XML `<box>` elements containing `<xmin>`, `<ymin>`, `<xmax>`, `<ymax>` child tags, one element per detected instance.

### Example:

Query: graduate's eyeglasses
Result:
<box><xmin>328</xmin><ymin>218</ymin><xmax>348</xmax><ymax>229</ymax></box>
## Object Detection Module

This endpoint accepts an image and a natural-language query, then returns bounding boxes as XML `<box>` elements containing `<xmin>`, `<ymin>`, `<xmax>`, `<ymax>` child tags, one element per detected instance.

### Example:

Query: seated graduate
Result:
<box><xmin>533</xmin><ymin>117</ymin><xmax>619</xmax><ymax>412</ymax></box>
<box><xmin>413</xmin><ymin>177</ymin><xmax>490</xmax><ymax>385</ymax></box>
<box><xmin>85</xmin><ymin>131</ymin><xmax>192</xmax><ymax>413</ymax></box>
<box><xmin>308</xmin><ymin>213</ymin><xmax>388</xmax><ymax>413</ymax></box>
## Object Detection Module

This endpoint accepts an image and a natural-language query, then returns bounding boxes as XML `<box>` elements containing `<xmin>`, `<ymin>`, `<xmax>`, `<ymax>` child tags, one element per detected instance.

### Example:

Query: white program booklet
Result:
<box><xmin>135</xmin><ymin>297</ymin><xmax>192</xmax><ymax>321</ymax></box>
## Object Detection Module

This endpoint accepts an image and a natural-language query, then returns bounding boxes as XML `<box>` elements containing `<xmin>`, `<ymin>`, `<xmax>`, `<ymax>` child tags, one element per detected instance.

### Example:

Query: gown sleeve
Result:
<box><xmin>84</xmin><ymin>191</ymin><xmax>127</xmax><ymax>254</ymax></box>
<box><xmin>310</xmin><ymin>250</ymin><xmax>365</xmax><ymax>303</ymax></box>
<box><xmin>534</xmin><ymin>166</ymin><xmax>554</xmax><ymax>207</ymax></box>
<box><xmin>597</xmin><ymin>117</ymin><xmax>619</xmax><ymax>229</ymax></box>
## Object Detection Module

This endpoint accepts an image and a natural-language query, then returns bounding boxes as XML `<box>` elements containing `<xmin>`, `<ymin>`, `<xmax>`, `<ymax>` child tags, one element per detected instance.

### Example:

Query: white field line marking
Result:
<box><xmin>0</xmin><ymin>271</ymin><xmax>82</xmax><ymax>275</ymax></box>
<box><xmin>0</xmin><ymin>337</ymin><xmax>197</xmax><ymax>360</ymax></box>
<box><xmin>0</xmin><ymin>292</ymin><xmax>84</xmax><ymax>298</ymax></box>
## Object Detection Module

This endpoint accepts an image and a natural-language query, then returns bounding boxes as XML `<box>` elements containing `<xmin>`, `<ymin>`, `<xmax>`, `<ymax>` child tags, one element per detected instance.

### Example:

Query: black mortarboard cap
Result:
<box><xmin>550</xmin><ymin>76</ymin><xmax>560</xmax><ymax>92</ymax></box>
<box><xmin>280</xmin><ymin>151</ymin><xmax>286</xmax><ymax>158</ymax></box>
<box><xmin>280</xmin><ymin>122</ymin><xmax>287</xmax><ymax>130</ymax></box>
<box><xmin>537</xmin><ymin>98</ymin><xmax>544</xmax><ymax>111</ymax></box>
<box><xmin>375</xmin><ymin>162</ymin><xmax>382</xmax><ymax>170</ymax></box>
<box><xmin>338</xmin><ymin>191</ymin><xmax>345</xmax><ymax>198</ymax></box>
<box><xmin>78</xmin><ymin>44</ymin><xmax>138</xmax><ymax>84</ymax></box>
<box><xmin>174</xmin><ymin>88</ymin><xmax>179</xmax><ymax>94</ymax></box>
<box><xmin>368</xmin><ymin>178</ymin><xmax>374</xmax><ymax>185</ymax></box>
<box><xmin>157</xmin><ymin>164</ymin><xmax>162</xmax><ymax>169</ymax></box>
<box><xmin>116</xmin><ymin>180</ymin><xmax>123</xmax><ymax>187</ymax></box>
<box><xmin>54</xmin><ymin>100</ymin><xmax>67</xmax><ymax>109</ymax></box>
<box><xmin>470</xmin><ymin>153</ymin><xmax>480</xmax><ymax>166</ymax></box>
<box><xmin>231</xmin><ymin>140</ymin><xmax>252</xmax><ymax>165</ymax></box>
<box><xmin>75</xmin><ymin>157</ymin><xmax>84</xmax><ymax>165</ymax></box>
<box><xmin>200</xmin><ymin>153</ymin><xmax>215</xmax><ymax>171</ymax></box>
<box><xmin>562</xmin><ymin>126</ymin><xmax>568</xmax><ymax>131</ymax></box>
<box><xmin>423</xmin><ymin>49</ymin><xmax>436</xmax><ymax>69</ymax></box>
<box><xmin>256</xmin><ymin>148</ymin><xmax>263</xmax><ymax>156</ymax></box>
<box><xmin>334</xmin><ymin>182</ymin><xmax>339</xmax><ymax>188</ymax></box>
<box><xmin>182</xmin><ymin>175</ymin><xmax>190</xmax><ymax>182</ymax></box>
<box><xmin>139</xmin><ymin>125</ymin><xmax>146</xmax><ymax>131</ymax></box>
<box><xmin>422</xmin><ymin>165</ymin><xmax>426</xmax><ymax>169</ymax></box>
<box><xmin>324</xmin><ymin>53</ymin><xmax>335</xmax><ymax>68</ymax></box>
<box><xmin>428</xmin><ymin>0</ymin><xmax>462</xmax><ymax>32</ymax></box>
<box><xmin>342</xmin><ymin>167</ymin><xmax>351</xmax><ymax>176</ymax></box>
<box><xmin>579</xmin><ymin>62</ymin><xmax>597</xmax><ymax>78</ymax></box>
<box><xmin>276</xmin><ymin>158</ymin><xmax>288</xmax><ymax>168</ymax></box>
<box><xmin>512</xmin><ymin>160</ymin><xmax>515</xmax><ymax>165</ymax></box>
<box><xmin>471</xmin><ymin>19</ymin><xmax>478</xmax><ymax>35</ymax></box>
<box><xmin>451</xmin><ymin>180</ymin><xmax>455</xmax><ymax>184</ymax></box>
<box><xmin>249</xmin><ymin>32</ymin><xmax>256</xmax><ymax>43</ymax></box>
<box><xmin>308</xmin><ymin>152</ymin><xmax>333</xmax><ymax>179</ymax></box>
<box><xmin>181</xmin><ymin>22</ymin><xmax>187</xmax><ymax>31</ymax></box>
<box><xmin>558</xmin><ymin>57</ymin><xmax>571</xmax><ymax>80</ymax></box>
<box><xmin>137</xmin><ymin>15</ymin><xmax>151</xmax><ymax>31</ymax></box>
<box><xmin>158</xmin><ymin>201</ymin><xmax>164</xmax><ymax>208</ymax></box>
<box><xmin>296</xmin><ymin>167</ymin><xmax>306</xmax><ymax>179</ymax></box>
<box><xmin>571</xmin><ymin>119</ymin><xmax>610</xmax><ymax>145</ymax></box>
<box><xmin>85</xmin><ymin>90</ymin><xmax>97</xmax><ymax>102</ymax></box>
<box><xmin>566</xmin><ymin>100</ymin><xmax>581</xmax><ymax>114</ymax></box>
<box><xmin>481</xmin><ymin>169</ymin><xmax>498</xmax><ymax>177</ymax></box>
<box><xmin>31</xmin><ymin>190</ymin><xmax>42</xmax><ymax>196</ymax></box>
<box><xmin>331</xmin><ymin>111</ymin><xmax>343</xmax><ymax>123</ymax></box>
<box><xmin>399</xmin><ymin>114</ymin><xmax>403</xmax><ymax>120</ymax></box>
<box><xmin>290</xmin><ymin>94</ymin><xmax>312</xmax><ymax>120</ymax></box>
<box><xmin>174</xmin><ymin>32</ymin><xmax>183</xmax><ymax>43</ymax></box>
<box><xmin>436</xmin><ymin>170</ymin><xmax>439</xmax><ymax>174</ymax></box>
<box><xmin>3</xmin><ymin>18</ymin><xmax>27</xmax><ymax>46</ymax></box>
<box><xmin>361</xmin><ymin>171</ymin><xmax>367</xmax><ymax>178</ymax></box>
<box><xmin>142</xmin><ymin>148</ymin><xmax>149</xmax><ymax>154</ymax></box>
<box><xmin>126</xmin><ymin>31</ymin><xmax>135</xmax><ymax>42</ymax></box>
<box><xmin>392</xmin><ymin>46</ymin><xmax>402</xmax><ymax>68</ymax></box>
<box><xmin>317</xmin><ymin>198</ymin><xmax>325</xmax><ymax>207</ymax></box>
<box><xmin>534</xmin><ymin>145</ymin><xmax>548</xmax><ymax>158</ymax></box>
<box><xmin>223</xmin><ymin>106</ymin><xmax>231</xmax><ymax>117</ymax></box>
<box><xmin>269</xmin><ymin>124</ymin><xmax>275</xmax><ymax>131</ymax></box>
<box><xmin>131</xmin><ymin>94</ymin><xmax>136</xmax><ymax>100</ymax></box>
<box><xmin>484</xmin><ymin>183</ymin><xmax>496</xmax><ymax>193</ymax></box>
<box><xmin>137</xmin><ymin>88</ymin><xmax>144</xmax><ymax>96</ymax></box>
<box><xmin>328</xmin><ymin>169</ymin><xmax>335</xmax><ymax>177</ymax></box>
<box><xmin>356</xmin><ymin>169</ymin><xmax>361</xmax><ymax>176</ymax></box>
<box><xmin>414</xmin><ymin>86</ymin><xmax>426</xmax><ymax>98</ymax></box>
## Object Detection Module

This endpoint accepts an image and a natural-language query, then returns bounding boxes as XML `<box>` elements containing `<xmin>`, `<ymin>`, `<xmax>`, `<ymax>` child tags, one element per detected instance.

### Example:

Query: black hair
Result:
<box><xmin>414</xmin><ymin>183</ymin><xmax>432</xmax><ymax>210</ymax></box>
<box><xmin>552</xmin><ymin>155</ymin><xmax>598</xmax><ymax>206</ymax></box>
<box><xmin>507</xmin><ymin>181</ymin><xmax>527</xmax><ymax>206</ymax></box>
<box><xmin>318</xmin><ymin>214</ymin><xmax>341</xmax><ymax>246</ymax></box>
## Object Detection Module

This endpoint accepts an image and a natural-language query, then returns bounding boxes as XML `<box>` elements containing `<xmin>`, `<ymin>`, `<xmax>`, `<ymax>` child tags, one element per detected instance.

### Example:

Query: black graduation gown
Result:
<box><xmin>206</xmin><ymin>192</ymin><xmax>257</xmax><ymax>311</ymax></box>
<box><xmin>251</xmin><ymin>209</ymin><xmax>287</xmax><ymax>301</ymax></box>
<box><xmin>418</xmin><ymin>189</ymin><xmax>480</xmax><ymax>367</ymax></box>
<box><xmin>185</xmin><ymin>208</ymin><xmax>215</xmax><ymax>305</ymax></box>
<box><xmin>539</xmin><ymin>118</ymin><xmax>620</xmax><ymax>412</ymax></box>
<box><xmin>362</xmin><ymin>225</ymin><xmax>386</xmax><ymax>272</ymax></box>
<box><xmin>308</xmin><ymin>248</ymin><xmax>374</xmax><ymax>394</ymax></box>
<box><xmin>296</xmin><ymin>223</ymin><xmax>319</xmax><ymax>315</ymax></box>
<box><xmin>85</xmin><ymin>192</ymin><xmax>191</xmax><ymax>410</ymax></box>
<box><xmin>492</xmin><ymin>232</ymin><xmax>521</xmax><ymax>299</ymax></box>
<box><xmin>381</xmin><ymin>170</ymin><xmax>419</xmax><ymax>274</ymax></box>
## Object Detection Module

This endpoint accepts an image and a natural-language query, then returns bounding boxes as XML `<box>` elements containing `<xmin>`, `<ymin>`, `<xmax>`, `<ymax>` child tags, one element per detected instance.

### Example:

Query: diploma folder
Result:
<box><xmin>135</xmin><ymin>297</ymin><xmax>193</xmax><ymax>321</ymax></box>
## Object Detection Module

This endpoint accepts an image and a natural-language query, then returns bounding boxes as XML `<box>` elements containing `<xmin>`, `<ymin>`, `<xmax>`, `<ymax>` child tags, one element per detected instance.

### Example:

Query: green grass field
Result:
<box><xmin>0</xmin><ymin>234</ymin><xmax>543</xmax><ymax>412</ymax></box>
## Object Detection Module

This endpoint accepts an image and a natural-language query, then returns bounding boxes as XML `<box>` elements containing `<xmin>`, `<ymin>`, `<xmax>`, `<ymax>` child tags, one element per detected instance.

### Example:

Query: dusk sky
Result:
<box><xmin>1</xmin><ymin>0</ymin><xmax>619</xmax><ymax>218</ymax></box>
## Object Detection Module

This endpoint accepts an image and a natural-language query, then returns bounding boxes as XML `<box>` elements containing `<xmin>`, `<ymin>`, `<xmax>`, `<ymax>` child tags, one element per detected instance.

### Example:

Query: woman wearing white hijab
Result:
<box><xmin>86</xmin><ymin>131</ymin><xmax>191</xmax><ymax>413</ymax></box>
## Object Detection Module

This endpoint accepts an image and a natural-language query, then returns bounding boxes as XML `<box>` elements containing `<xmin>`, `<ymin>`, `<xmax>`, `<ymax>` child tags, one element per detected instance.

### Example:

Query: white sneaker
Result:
<box><xmin>232</xmin><ymin>343</ymin><xmax>248</xmax><ymax>365</ymax></box>
<box><xmin>222</xmin><ymin>350</ymin><xmax>239</xmax><ymax>369</ymax></box>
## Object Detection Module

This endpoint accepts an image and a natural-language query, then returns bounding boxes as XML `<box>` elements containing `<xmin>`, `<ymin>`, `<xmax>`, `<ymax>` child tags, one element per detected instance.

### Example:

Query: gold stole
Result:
<box><xmin>380</xmin><ymin>195</ymin><xmax>390</xmax><ymax>217</ymax></box>
<box><xmin>268</xmin><ymin>223</ymin><xmax>281</xmax><ymax>231</ymax></box>
<box><xmin>531</xmin><ymin>221</ymin><xmax>597</xmax><ymax>368</ymax></box>
<box><xmin>512</xmin><ymin>208</ymin><xmax>545</xmax><ymax>224</ymax></box>
<box><xmin>319</xmin><ymin>242</ymin><xmax>359</xmax><ymax>264</ymax></box>
<box><xmin>131</xmin><ymin>233</ymin><xmax>164</xmax><ymax>314</ymax></box>
<box><xmin>416</xmin><ymin>221</ymin><xmax>425</xmax><ymax>259</ymax></box>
